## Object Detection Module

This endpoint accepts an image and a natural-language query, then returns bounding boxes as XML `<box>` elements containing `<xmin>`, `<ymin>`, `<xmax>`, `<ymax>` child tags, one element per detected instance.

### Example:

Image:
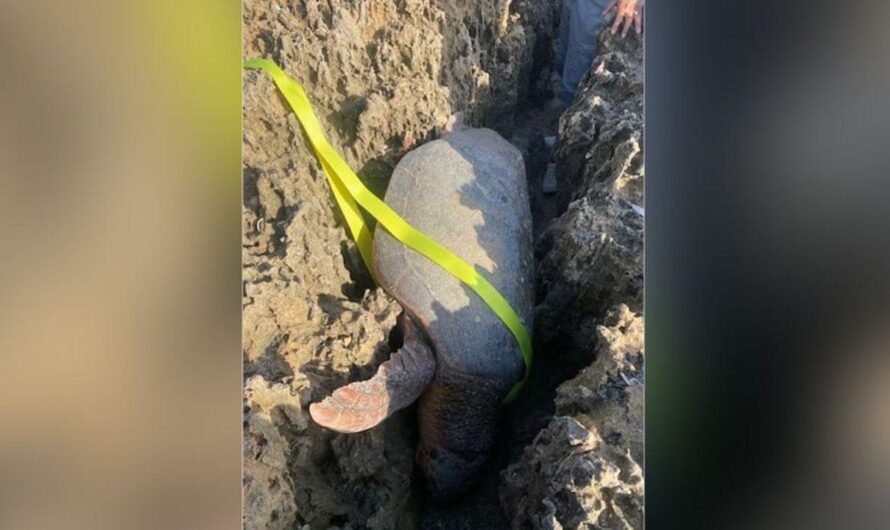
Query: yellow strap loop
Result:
<box><xmin>244</xmin><ymin>58</ymin><xmax>531</xmax><ymax>403</ymax></box>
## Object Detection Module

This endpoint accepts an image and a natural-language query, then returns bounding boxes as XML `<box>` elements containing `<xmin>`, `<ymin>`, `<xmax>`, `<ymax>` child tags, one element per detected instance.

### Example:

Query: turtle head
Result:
<box><xmin>416</xmin><ymin>442</ymin><xmax>487</xmax><ymax>501</ymax></box>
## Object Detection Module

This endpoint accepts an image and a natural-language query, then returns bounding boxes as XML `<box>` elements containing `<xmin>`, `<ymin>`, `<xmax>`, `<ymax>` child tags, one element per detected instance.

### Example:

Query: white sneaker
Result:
<box><xmin>542</xmin><ymin>163</ymin><xmax>558</xmax><ymax>194</ymax></box>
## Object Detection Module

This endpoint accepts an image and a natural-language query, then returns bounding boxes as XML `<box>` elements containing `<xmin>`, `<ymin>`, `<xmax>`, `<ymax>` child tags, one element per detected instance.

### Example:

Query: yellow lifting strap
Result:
<box><xmin>244</xmin><ymin>58</ymin><xmax>532</xmax><ymax>403</ymax></box>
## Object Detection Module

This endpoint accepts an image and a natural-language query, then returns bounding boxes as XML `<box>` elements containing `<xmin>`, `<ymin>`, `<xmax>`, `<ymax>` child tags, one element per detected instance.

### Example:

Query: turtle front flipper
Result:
<box><xmin>309</xmin><ymin>318</ymin><xmax>436</xmax><ymax>433</ymax></box>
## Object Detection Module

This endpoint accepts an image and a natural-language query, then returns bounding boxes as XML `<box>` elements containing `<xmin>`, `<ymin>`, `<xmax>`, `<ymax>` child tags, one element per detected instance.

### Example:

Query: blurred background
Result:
<box><xmin>0</xmin><ymin>0</ymin><xmax>887</xmax><ymax>528</ymax></box>
<box><xmin>647</xmin><ymin>0</ymin><xmax>890</xmax><ymax>527</ymax></box>
<box><xmin>0</xmin><ymin>1</ymin><xmax>241</xmax><ymax>529</ymax></box>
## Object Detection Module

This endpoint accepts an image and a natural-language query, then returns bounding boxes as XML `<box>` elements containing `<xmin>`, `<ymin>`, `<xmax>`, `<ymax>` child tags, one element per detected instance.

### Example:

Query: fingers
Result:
<box><xmin>610</xmin><ymin>1</ymin><xmax>644</xmax><ymax>38</ymax></box>
<box><xmin>611</xmin><ymin>11</ymin><xmax>622</xmax><ymax>34</ymax></box>
<box><xmin>611</xmin><ymin>1</ymin><xmax>630</xmax><ymax>35</ymax></box>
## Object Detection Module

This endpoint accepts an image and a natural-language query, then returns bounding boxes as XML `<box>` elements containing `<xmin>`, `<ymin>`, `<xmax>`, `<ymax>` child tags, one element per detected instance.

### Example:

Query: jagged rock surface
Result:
<box><xmin>501</xmin><ymin>306</ymin><xmax>644</xmax><ymax>529</ymax></box>
<box><xmin>536</xmin><ymin>28</ymin><xmax>643</xmax><ymax>365</ymax></box>
<box><xmin>242</xmin><ymin>1</ymin><xmax>557</xmax><ymax>528</ymax></box>
<box><xmin>500</xmin><ymin>29</ymin><xmax>644</xmax><ymax>530</ymax></box>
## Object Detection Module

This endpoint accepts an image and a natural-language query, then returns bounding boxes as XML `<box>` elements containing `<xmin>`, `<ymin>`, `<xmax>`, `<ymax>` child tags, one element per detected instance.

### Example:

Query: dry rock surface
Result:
<box><xmin>242</xmin><ymin>1</ymin><xmax>557</xmax><ymax>528</ymax></box>
<box><xmin>501</xmin><ymin>306</ymin><xmax>644</xmax><ymax>529</ymax></box>
<box><xmin>536</xmin><ymin>28</ymin><xmax>643</xmax><ymax>366</ymax></box>
<box><xmin>499</xmin><ymin>29</ymin><xmax>644</xmax><ymax>529</ymax></box>
<box><xmin>242</xmin><ymin>1</ymin><xmax>643</xmax><ymax>528</ymax></box>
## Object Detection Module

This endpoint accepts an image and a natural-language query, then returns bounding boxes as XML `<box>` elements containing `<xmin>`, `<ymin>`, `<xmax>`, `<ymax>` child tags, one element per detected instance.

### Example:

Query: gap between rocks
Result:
<box><xmin>242</xmin><ymin>1</ymin><xmax>643</xmax><ymax>528</ymax></box>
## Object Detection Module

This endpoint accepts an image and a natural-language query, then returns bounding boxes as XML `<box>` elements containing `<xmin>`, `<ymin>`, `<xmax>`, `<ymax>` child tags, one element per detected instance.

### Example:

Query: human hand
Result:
<box><xmin>604</xmin><ymin>0</ymin><xmax>643</xmax><ymax>37</ymax></box>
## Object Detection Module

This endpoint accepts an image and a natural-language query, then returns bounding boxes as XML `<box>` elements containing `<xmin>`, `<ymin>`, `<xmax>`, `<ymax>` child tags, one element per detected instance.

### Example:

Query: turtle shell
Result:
<box><xmin>372</xmin><ymin>128</ymin><xmax>533</xmax><ymax>386</ymax></box>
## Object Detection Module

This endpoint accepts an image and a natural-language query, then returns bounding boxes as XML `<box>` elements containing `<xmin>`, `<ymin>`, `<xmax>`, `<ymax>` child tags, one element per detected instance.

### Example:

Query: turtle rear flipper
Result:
<box><xmin>309</xmin><ymin>319</ymin><xmax>436</xmax><ymax>433</ymax></box>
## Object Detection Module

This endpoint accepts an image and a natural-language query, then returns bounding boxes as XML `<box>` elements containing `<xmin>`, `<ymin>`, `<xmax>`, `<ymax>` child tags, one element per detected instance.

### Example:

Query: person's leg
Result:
<box><xmin>560</xmin><ymin>0</ymin><xmax>607</xmax><ymax>106</ymax></box>
<box><xmin>555</xmin><ymin>0</ymin><xmax>576</xmax><ymax>74</ymax></box>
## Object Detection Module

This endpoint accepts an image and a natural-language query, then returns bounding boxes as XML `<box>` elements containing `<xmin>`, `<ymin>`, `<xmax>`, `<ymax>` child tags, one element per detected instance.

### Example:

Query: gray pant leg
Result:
<box><xmin>555</xmin><ymin>0</ymin><xmax>576</xmax><ymax>73</ymax></box>
<box><xmin>560</xmin><ymin>0</ymin><xmax>607</xmax><ymax>106</ymax></box>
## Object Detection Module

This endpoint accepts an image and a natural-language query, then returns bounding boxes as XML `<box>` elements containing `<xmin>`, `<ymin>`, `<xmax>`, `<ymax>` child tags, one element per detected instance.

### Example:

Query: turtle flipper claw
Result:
<box><xmin>310</xmin><ymin>322</ymin><xmax>436</xmax><ymax>433</ymax></box>
<box><xmin>309</xmin><ymin>379</ymin><xmax>390</xmax><ymax>433</ymax></box>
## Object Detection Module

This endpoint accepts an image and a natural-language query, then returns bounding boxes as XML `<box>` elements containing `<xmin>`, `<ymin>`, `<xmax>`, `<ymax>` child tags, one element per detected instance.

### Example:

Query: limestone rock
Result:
<box><xmin>557</xmin><ymin>28</ymin><xmax>643</xmax><ymax>209</ymax></box>
<box><xmin>242</xmin><ymin>0</ymin><xmax>558</xmax><ymax>527</ymax></box>
<box><xmin>536</xmin><ymin>28</ymin><xmax>643</xmax><ymax>361</ymax></box>
<box><xmin>500</xmin><ymin>27</ymin><xmax>644</xmax><ymax>530</ymax></box>
<box><xmin>501</xmin><ymin>306</ymin><xmax>644</xmax><ymax>529</ymax></box>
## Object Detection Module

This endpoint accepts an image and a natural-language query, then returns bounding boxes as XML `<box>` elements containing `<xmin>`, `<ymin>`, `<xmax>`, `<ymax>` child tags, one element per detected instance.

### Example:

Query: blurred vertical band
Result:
<box><xmin>0</xmin><ymin>1</ymin><xmax>241</xmax><ymax>529</ymax></box>
<box><xmin>647</xmin><ymin>0</ymin><xmax>890</xmax><ymax>528</ymax></box>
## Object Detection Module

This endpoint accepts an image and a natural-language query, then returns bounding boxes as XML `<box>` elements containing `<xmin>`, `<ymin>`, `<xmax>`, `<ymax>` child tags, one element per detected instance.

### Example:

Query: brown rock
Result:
<box><xmin>242</xmin><ymin>0</ymin><xmax>558</xmax><ymax>527</ymax></box>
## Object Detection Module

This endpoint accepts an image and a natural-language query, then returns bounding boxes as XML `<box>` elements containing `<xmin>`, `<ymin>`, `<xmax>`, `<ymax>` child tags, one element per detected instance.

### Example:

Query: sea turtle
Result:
<box><xmin>309</xmin><ymin>120</ymin><xmax>534</xmax><ymax>499</ymax></box>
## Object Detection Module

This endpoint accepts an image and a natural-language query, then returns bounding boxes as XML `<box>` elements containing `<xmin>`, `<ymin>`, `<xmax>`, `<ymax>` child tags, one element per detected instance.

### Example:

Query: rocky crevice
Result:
<box><xmin>500</xmin><ymin>28</ymin><xmax>644</xmax><ymax>530</ymax></box>
<box><xmin>242</xmin><ymin>1</ymin><xmax>560</xmax><ymax>528</ymax></box>
<box><xmin>242</xmin><ymin>1</ymin><xmax>643</xmax><ymax>527</ymax></box>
